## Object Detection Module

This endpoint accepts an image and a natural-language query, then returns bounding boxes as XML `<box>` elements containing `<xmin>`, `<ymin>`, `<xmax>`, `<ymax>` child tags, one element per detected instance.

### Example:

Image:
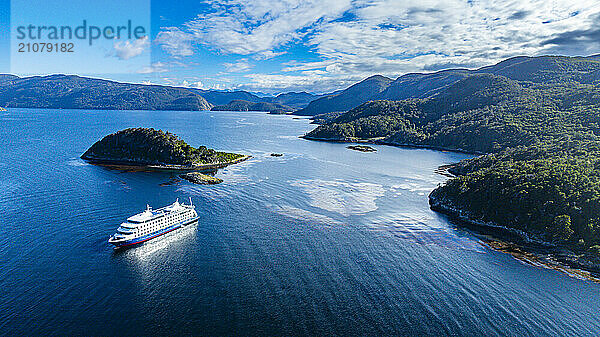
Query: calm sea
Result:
<box><xmin>0</xmin><ymin>109</ymin><xmax>599</xmax><ymax>336</ymax></box>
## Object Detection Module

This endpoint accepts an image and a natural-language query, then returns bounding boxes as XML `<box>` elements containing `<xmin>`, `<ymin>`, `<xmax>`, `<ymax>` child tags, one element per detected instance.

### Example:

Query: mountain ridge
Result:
<box><xmin>0</xmin><ymin>74</ymin><xmax>327</xmax><ymax>111</ymax></box>
<box><xmin>295</xmin><ymin>55</ymin><xmax>600</xmax><ymax>116</ymax></box>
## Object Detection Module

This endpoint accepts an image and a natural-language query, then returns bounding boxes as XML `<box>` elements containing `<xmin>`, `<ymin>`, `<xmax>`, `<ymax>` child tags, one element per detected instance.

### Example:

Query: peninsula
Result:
<box><xmin>302</xmin><ymin>55</ymin><xmax>600</xmax><ymax>275</ymax></box>
<box><xmin>81</xmin><ymin>128</ymin><xmax>249</xmax><ymax>171</ymax></box>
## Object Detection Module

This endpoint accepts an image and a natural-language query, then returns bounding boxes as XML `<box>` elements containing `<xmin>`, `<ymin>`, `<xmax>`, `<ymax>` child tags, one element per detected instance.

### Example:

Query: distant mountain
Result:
<box><xmin>377</xmin><ymin>69</ymin><xmax>470</xmax><ymax>101</ymax></box>
<box><xmin>211</xmin><ymin>100</ymin><xmax>294</xmax><ymax>114</ymax></box>
<box><xmin>203</xmin><ymin>91</ymin><xmax>325</xmax><ymax>110</ymax></box>
<box><xmin>0</xmin><ymin>74</ymin><xmax>18</xmax><ymax>84</ymax></box>
<box><xmin>295</xmin><ymin>55</ymin><xmax>600</xmax><ymax>116</ymax></box>
<box><xmin>267</xmin><ymin>92</ymin><xmax>324</xmax><ymax>109</ymax></box>
<box><xmin>0</xmin><ymin>75</ymin><xmax>212</xmax><ymax>111</ymax></box>
<box><xmin>475</xmin><ymin>55</ymin><xmax>600</xmax><ymax>83</ymax></box>
<box><xmin>0</xmin><ymin>74</ymin><xmax>328</xmax><ymax>111</ymax></box>
<box><xmin>189</xmin><ymin>89</ymin><xmax>264</xmax><ymax>106</ymax></box>
<box><xmin>295</xmin><ymin>75</ymin><xmax>393</xmax><ymax>115</ymax></box>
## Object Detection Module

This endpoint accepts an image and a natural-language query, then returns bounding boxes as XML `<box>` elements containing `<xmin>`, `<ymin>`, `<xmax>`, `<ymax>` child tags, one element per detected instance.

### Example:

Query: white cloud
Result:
<box><xmin>223</xmin><ymin>59</ymin><xmax>253</xmax><ymax>72</ymax></box>
<box><xmin>238</xmin><ymin>72</ymin><xmax>358</xmax><ymax>93</ymax></box>
<box><xmin>174</xmin><ymin>0</ymin><xmax>353</xmax><ymax>55</ymax></box>
<box><xmin>176</xmin><ymin>79</ymin><xmax>228</xmax><ymax>90</ymax></box>
<box><xmin>113</xmin><ymin>36</ymin><xmax>149</xmax><ymax>60</ymax></box>
<box><xmin>136</xmin><ymin>62</ymin><xmax>168</xmax><ymax>74</ymax></box>
<box><xmin>253</xmin><ymin>50</ymin><xmax>288</xmax><ymax>60</ymax></box>
<box><xmin>154</xmin><ymin>0</ymin><xmax>600</xmax><ymax>92</ymax></box>
<box><xmin>156</xmin><ymin>27</ymin><xmax>195</xmax><ymax>57</ymax></box>
<box><xmin>296</xmin><ymin>0</ymin><xmax>600</xmax><ymax>76</ymax></box>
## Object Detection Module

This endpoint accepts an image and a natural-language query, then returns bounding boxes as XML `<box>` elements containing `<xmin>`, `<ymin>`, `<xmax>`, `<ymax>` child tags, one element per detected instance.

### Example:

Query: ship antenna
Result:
<box><xmin>189</xmin><ymin>197</ymin><xmax>193</xmax><ymax>206</ymax></box>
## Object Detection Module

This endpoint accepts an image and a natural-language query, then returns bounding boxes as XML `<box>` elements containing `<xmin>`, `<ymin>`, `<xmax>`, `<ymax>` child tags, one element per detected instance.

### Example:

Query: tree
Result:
<box><xmin>546</xmin><ymin>215</ymin><xmax>574</xmax><ymax>242</ymax></box>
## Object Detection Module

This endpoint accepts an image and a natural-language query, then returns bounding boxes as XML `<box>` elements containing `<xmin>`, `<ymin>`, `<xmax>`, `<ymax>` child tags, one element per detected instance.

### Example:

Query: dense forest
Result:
<box><xmin>82</xmin><ymin>128</ymin><xmax>244</xmax><ymax>166</ymax></box>
<box><xmin>304</xmin><ymin>55</ymin><xmax>600</xmax><ymax>256</ymax></box>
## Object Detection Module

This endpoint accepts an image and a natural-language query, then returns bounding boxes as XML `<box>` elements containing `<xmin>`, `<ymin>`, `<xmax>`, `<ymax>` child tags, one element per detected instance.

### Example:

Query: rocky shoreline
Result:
<box><xmin>347</xmin><ymin>145</ymin><xmax>376</xmax><ymax>152</ymax></box>
<box><xmin>81</xmin><ymin>154</ymin><xmax>251</xmax><ymax>171</ymax></box>
<box><xmin>302</xmin><ymin>134</ymin><xmax>600</xmax><ymax>281</ymax></box>
<box><xmin>301</xmin><ymin>134</ymin><xmax>485</xmax><ymax>155</ymax></box>
<box><xmin>429</xmin><ymin>193</ymin><xmax>600</xmax><ymax>282</ymax></box>
<box><xmin>179</xmin><ymin>172</ymin><xmax>223</xmax><ymax>184</ymax></box>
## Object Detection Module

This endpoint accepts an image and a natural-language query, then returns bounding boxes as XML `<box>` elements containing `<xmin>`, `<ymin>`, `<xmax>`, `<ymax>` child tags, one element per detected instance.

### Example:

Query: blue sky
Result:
<box><xmin>2</xmin><ymin>0</ymin><xmax>600</xmax><ymax>94</ymax></box>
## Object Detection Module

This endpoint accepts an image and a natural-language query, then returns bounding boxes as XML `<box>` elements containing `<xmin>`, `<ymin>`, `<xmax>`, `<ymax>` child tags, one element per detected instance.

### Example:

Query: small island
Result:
<box><xmin>179</xmin><ymin>172</ymin><xmax>223</xmax><ymax>185</ymax></box>
<box><xmin>81</xmin><ymin>128</ymin><xmax>250</xmax><ymax>172</ymax></box>
<box><xmin>211</xmin><ymin>100</ymin><xmax>294</xmax><ymax>114</ymax></box>
<box><xmin>347</xmin><ymin>145</ymin><xmax>376</xmax><ymax>152</ymax></box>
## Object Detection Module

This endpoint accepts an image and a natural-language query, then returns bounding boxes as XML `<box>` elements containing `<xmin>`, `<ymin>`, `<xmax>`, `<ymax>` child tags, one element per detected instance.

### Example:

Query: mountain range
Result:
<box><xmin>295</xmin><ymin>55</ymin><xmax>600</xmax><ymax>115</ymax></box>
<box><xmin>3</xmin><ymin>55</ymin><xmax>600</xmax><ymax>116</ymax></box>
<box><xmin>0</xmin><ymin>74</ymin><xmax>324</xmax><ymax>112</ymax></box>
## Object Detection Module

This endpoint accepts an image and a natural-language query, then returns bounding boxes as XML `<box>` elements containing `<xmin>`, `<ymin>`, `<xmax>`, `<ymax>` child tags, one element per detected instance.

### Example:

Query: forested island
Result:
<box><xmin>211</xmin><ymin>99</ymin><xmax>294</xmax><ymax>114</ymax></box>
<box><xmin>303</xmin><ymin>55</ymin><xmax>600</xmax><ymax>272</ymax></box>
<box><xmin>82</xmin><ymin>128</ymin><xmax>249</xmax><ymax>172</ymax></box>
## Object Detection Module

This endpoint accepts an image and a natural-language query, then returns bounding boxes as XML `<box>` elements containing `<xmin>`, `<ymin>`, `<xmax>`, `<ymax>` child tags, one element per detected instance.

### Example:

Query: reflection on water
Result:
<box><xmin>114</xmin><ymin>221</ymin><xmax>199</xmax><ymax>261</ymax></box>
<box><xmin>367</xmin><ymin>216</ymin><xmax>486</xmax><ymax>253</ymax></box>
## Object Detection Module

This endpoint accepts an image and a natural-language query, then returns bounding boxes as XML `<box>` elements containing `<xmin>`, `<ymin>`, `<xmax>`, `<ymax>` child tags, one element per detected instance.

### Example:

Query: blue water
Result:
<box><xmin>0</xmin><ymin>109</ymin><xmax>599</xmax><ymax>336</ymax></box>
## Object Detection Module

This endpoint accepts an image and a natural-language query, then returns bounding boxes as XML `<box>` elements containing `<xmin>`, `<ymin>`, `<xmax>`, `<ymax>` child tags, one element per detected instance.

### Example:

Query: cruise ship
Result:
<box><xmin>108</xmin><ymin>198</ymin><xmax>198</xmax><ymax>248</ymax></box>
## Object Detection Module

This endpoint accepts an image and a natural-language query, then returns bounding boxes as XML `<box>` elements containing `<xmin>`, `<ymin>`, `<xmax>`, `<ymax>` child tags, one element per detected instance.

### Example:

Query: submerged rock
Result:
<box><xmin>347</xmin><ymin>145</ymin><xmax>376</xmax><ymax>152</ymax></box>
<box><xmin>179</xmin><ymin>172</ymin><xmax>223</xmax><ymax>185</ymax></box>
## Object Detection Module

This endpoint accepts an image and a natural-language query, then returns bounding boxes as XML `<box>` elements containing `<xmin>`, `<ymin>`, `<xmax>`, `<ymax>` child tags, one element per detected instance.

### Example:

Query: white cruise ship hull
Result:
<box><xmin>109</xmin><ymin>217</ymin><xmax>198</xmax><ymax>248</ymax></box>
<box><xmin>108</xmin><ymin>199</ymin><xmax>198</xmax><ymax>248</ymax></box>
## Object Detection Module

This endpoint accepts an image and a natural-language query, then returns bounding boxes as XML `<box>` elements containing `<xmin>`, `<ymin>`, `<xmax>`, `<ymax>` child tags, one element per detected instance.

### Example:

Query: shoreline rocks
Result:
<box><xmin>429</xmin><ymin>193</ymin><xmax>600</xmax><ymax>281</ymax></box>
<box><xmin>347</xmin><ymin>145</ymin><xmax>376</xmax><ymax>152</ymax></box>
<box><xmin>179</xmin><ymin>172</ymin><xmax>223</xmax><ymax>185</ymax></box>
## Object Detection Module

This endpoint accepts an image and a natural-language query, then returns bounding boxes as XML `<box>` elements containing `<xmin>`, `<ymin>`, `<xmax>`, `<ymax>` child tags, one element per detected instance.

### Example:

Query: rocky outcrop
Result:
<box><xmin>179</xmin><ymin>172</ymin><xmax>223</xmax><ymax>185</ymax></box>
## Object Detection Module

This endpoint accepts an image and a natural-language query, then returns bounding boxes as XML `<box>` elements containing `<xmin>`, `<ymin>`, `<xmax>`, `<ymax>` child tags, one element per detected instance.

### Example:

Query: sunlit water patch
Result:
<box><xmin>290</xmin><ymin>179</ymin><xmax>386</xmax><ymax>216</ymax></box>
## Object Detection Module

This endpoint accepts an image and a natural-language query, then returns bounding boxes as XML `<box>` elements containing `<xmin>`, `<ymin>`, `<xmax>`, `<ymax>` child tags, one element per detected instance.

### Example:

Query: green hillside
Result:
<box><xmin>211</xmin><ymin>99</ymin><xmax>294</xmax><ymax>113</ymax></box>
<box><xmin>82</xmin><ymin>128</ymin><xmax>244</xmax><ymax>167</ymax></box>
<box><xmin>295</xmin><ymin>75</ymin><xmax>393</xmax><ymax>115</ymax></box>
<box><xmin>304</xmin><ymin>55</ymin><xmax>600</xmax><ymax>257</ymax></box>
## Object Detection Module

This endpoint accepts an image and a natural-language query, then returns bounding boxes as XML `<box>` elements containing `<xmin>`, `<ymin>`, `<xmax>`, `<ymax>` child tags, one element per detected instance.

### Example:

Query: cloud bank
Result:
<box><xmin>156</xmin><ymin>0</ymin><xmax>600</xmax><ymax>93</ymax></box>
